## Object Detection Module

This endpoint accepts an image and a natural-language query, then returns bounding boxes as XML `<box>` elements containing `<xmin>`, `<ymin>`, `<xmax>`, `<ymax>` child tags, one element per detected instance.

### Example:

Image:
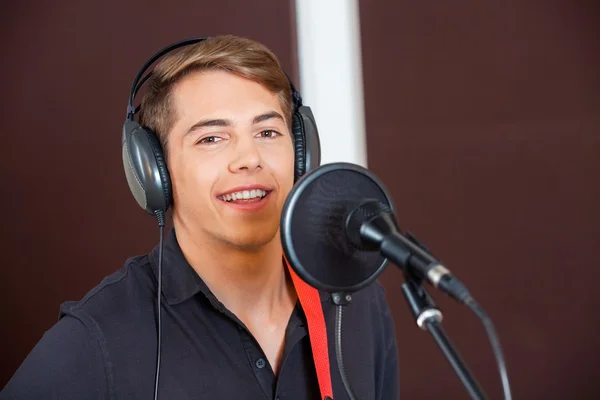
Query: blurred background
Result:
<box><xmin>1</xmin><ymin>0</ymin><xmax>599</xmax><ymax>398</ymax></box>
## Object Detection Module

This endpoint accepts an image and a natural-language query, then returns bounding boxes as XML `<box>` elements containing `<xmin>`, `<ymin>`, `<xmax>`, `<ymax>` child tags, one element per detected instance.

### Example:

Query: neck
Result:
<box><xmin>174</xmin><ymin>218</ymin><xmax>297</xmax><ymax>322</ymax></box>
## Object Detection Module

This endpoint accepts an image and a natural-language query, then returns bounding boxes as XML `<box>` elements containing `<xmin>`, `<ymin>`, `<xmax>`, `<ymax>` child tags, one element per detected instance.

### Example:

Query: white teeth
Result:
<box><xmin>221</xmin><ymin>189</ymin><xmax>267</xmax><ymax>202</ymax></box>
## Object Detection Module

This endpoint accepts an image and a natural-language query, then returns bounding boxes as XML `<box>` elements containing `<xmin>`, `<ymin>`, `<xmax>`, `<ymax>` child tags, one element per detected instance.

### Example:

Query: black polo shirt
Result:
<box><xmin>1</xmin><ymin>229</ymin><xmax>399</xmax><ymax>400</ymax></box>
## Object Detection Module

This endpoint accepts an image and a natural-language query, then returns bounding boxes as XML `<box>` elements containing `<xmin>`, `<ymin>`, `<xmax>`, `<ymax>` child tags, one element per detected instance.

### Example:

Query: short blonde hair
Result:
<box><xmin>138</xmin><ymin>35</ymin><xmax>293</xmax><ymax>156</ymax></box>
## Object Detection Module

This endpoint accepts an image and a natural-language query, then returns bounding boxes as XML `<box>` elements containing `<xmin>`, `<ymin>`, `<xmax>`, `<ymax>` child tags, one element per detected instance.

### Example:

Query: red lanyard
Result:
<box><xmin>284</xmin><ymin>256</ymin><xmax>333</xmax><ymax>400</ymax></box>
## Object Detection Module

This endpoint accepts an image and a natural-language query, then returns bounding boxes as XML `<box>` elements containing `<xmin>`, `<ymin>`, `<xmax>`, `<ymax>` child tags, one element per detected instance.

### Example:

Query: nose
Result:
<box><xmin>228</xmin><ymin>134</ymin><xmax>262</xmax><ymax>173</ymax></box>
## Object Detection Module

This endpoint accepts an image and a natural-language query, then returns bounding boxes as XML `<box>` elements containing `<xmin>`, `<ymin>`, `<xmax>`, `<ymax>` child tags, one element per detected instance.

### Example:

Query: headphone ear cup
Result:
<box><xmin>122</xmin><ymin>121</ymin><xmax>172</xmax><ymax>214</ymax></box>
<box><xmin>291</xmin><ymin>105</ymin><xmax>321</xmax><ymax>181</ymax></box>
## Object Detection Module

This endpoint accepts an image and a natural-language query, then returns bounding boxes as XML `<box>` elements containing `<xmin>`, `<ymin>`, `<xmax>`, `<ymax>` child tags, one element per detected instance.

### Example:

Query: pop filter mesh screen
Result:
<box><xmin>284</xmin><ymin>166</ymin><xmax>393</xmax><ymax>292</ymax></box>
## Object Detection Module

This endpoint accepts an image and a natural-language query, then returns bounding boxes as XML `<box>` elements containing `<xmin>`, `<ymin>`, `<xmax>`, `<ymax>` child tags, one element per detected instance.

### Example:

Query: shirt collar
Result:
<box><xmin>148</xmin><ymin>228</ymin><xmax>209</xmax><ymax>305</ymax></box>
<box><xmin>148</xmin><ymin>227</ymin><xmax>331</xmax><ymax>306</ymax></box>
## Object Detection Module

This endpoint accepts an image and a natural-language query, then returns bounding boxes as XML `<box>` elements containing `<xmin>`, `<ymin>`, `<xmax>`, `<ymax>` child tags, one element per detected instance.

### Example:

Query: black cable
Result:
<box><xmin>154</xmin><ymin>211</ymin><xmax>165</xmax><ymax>400</ymax></box>
<box><xmin>335</xmin><ymin>305</ymin><xmax>358</xmax><ymax>400</ymax></box>
<box><xmin>464</xmin><ymin>297</ymin><xmax>512</xmax><ymax>400</ymax></box>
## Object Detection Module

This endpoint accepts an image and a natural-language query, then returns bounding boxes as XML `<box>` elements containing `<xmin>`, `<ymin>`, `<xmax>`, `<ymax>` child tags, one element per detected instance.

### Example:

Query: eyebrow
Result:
<box><xmin>252</xmin><ymin>111</ymin><xmax>285</xmax><ymax>124</ymax></box>
<box><xmin>186</xmin><ymin>111</ymin><xmax>285</xmax><ymax>135</ymax></box>
<box><xmin>185</xmin><ymin>111</ymin><xmax>285</xmax><ymax>136</ymax></box>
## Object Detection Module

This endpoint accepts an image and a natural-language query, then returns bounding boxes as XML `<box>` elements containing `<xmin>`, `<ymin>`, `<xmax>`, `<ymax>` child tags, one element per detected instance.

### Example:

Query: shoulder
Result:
<box><xmin>0</xmin><ymin>314</ymin><xmax>110</xmax><ymax>399</ymax></box>
<box><xmin>1</xmin><ymin>255</ymin><xmax>158</xmax><ymax>399</ymax></box>
<box><xmin>59</xmin><ymin>254</ymin><xmax>157</xmax><ymax>337</ymax></box>
<box><xmin>343</xmin><ymin>279</ymin><xmax>392</xmax><ymax>321</ymax></box>
<box><xmin>363</xmin><ymin>279</ymin><xmax>392</xmax><ymax>314</ymax></box>
<box><xmin>358</xmin><ymin>280</ymin><xmax>394</xmax><ymax>335</ymax></box>
<box><xmin>0</xmin><ymin>256</ymin><xmax>156</xmax><ymax>399</ymax></box>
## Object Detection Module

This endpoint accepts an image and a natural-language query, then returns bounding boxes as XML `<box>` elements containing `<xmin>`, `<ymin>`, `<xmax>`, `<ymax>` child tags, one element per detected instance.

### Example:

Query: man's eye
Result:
<box><xmin>198</xmin><ymin>136</ymin><xmax>222</xmax><ymax>144</ymax></box>
<box><xmin>259</xmin><ymin>130</ymin><xmax>279</xmax><ymax>138</ymax></box>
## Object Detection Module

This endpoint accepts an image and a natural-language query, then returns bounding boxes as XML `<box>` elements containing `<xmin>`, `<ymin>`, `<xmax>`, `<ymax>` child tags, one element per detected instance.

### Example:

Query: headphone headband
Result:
<box><xmin>127</xmin><ymin>36</ymin><xmax>303</xmax><ymax>121</ymax></box>
<box><xmin>127</xmin><ymin>37</ymin><xmax>209</xmax><ymax>120</ymax></box>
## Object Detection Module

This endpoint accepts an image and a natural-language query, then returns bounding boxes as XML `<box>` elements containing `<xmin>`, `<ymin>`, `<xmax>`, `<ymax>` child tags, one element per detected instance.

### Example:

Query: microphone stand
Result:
<box><xmin>401</xmin><ymin>272</ymin><xmax>487</xmax><ymax>400</ymax></box>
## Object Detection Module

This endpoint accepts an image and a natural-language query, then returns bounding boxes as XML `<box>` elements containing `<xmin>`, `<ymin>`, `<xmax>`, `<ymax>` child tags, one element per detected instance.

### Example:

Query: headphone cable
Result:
<box><xmin>154</xmin><ymin>210</ymin><xmax>166</xmax><ymax>400</ymax></box>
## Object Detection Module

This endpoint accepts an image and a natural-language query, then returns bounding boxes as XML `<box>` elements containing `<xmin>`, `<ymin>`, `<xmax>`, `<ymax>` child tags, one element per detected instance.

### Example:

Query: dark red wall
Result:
<box><xmin>0</xmin><ymin>0</ymin><xmax>298</xmax><ymax>389</ymax></box>
<box><xmin>359</xmin><ymin>1</ymin><xmax>600</xmax><ymax>398</ymax></box>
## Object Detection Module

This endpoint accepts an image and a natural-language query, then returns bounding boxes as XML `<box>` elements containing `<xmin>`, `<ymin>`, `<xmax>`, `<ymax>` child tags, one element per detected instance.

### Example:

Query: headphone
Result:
<box><xmin>122</xmin><ymin>37</ymin><xmax>322</xmax><ymax>216</ymax></box>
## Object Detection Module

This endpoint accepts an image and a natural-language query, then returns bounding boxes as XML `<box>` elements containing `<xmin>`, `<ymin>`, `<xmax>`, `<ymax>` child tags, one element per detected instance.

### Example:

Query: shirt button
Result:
<box><xmin>255</xmin><ymin>358</ymin><xmax>266</xmax><ymax>369</ymax></box>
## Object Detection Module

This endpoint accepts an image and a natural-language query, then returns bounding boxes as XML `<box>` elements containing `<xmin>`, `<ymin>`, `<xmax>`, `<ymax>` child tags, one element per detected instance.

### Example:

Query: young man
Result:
<box><xmin>1</xmin><ymin>35</ymin><xmax>399</xmax><ymax>399</ymax></box>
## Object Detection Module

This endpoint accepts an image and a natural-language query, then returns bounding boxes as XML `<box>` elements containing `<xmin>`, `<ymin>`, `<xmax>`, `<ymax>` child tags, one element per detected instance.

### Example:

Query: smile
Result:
<box><xmin>218</xmin><ymin>189</ymin><xmax>268</xmax><ymax>202</ymax></box>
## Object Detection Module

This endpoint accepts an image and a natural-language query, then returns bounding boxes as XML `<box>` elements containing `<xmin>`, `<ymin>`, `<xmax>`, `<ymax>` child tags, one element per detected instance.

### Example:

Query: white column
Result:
<box><xmin>294</xmin><ymin>0</ymin><xmax>367</xmax><ymax>167</ymax></box>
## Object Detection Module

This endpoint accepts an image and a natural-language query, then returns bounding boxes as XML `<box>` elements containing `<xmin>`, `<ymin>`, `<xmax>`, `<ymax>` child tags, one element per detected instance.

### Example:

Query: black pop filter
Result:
<box><xmin>281</xmin><ymin>162</ymin><xmax>396</xmax><ymax>293</ymax></box>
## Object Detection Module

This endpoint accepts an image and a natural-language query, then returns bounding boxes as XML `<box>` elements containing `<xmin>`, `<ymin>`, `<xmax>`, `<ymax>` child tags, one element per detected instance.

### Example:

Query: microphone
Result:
<box><xmin>345</xmin><ymin>199</ymin><xmax>471</xmax><ymax>303</ymax></box>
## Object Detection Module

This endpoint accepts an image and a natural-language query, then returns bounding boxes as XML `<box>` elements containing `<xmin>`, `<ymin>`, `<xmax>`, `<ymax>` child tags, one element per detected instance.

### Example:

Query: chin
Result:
<box><xmin>222</xmin><ymin>225</ymin><xmax>281</xmax><ymax>251</ymax></box>
<box><xmin>227</xmin><ymin>236</ymin><xmax>278</xmax><ymax>252</ymax></box>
